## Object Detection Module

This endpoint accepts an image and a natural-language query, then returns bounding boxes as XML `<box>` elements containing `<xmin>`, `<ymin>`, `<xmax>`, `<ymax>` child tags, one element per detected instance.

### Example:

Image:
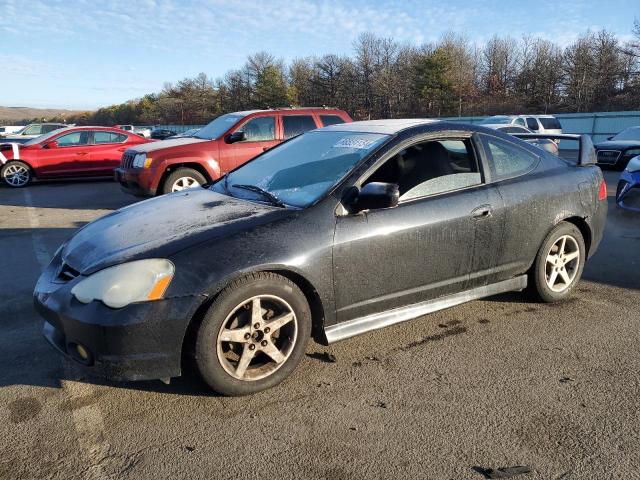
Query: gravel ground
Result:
<box><xmin>0</xmin><ymin>171</ymin><xmax>638</xmax><ymax>480</ymax></box>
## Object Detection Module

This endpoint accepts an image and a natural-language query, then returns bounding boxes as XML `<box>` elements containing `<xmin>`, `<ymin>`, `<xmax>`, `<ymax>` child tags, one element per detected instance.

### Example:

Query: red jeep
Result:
<box><xmin>115</xmin><ymin>107</ymin><xmax>352</xmax><ymax>196</ymax></box>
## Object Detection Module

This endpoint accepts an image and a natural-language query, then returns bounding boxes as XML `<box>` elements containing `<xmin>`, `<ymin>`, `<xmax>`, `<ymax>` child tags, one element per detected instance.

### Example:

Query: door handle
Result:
<box><xmin>262</xmin><ymin>147</ymin><xmax>269</xmax><ymax>151</ymax></box>
<box><xmin>76</xmin><ymin>152</ymin><xmax>89</xmax><ymax>156</ymax></box>
<box><xmin>471</xmin><ymin>205</ymin><xmax>492</xmax><ymax>219</ymax></box>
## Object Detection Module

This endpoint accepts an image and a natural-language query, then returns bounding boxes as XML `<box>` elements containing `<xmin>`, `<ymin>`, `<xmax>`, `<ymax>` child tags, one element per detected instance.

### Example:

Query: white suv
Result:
<box><xmin>480</xmin><ymin>115</ymin><xmax>562</xmax><ymax>136</ymax></box>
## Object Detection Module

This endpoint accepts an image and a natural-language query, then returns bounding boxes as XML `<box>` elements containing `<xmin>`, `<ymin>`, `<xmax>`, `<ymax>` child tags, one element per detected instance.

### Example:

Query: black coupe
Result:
<box><xmin>34</xmin><ymin>119</ymin><xmax>607</xmax><ymax>395</ymax></box>
<box><xmin>595</xmin><ymin>126</ymin><xmax>640</xmax><ymax>169</ymax></box>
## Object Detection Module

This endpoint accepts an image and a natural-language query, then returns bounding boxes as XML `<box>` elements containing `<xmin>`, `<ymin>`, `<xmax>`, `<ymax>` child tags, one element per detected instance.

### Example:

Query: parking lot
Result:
<box><xmin>0</xmin><ymin>170</ymin><xmax>638</xmax><ymax>479</ymax></box>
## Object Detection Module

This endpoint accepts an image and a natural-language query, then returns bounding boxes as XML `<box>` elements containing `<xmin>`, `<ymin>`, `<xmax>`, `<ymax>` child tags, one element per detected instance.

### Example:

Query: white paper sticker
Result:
<box><xmin>333</xmin><ymin>136</ymin><xmax>378</xmax><ymax>150</ymax></box>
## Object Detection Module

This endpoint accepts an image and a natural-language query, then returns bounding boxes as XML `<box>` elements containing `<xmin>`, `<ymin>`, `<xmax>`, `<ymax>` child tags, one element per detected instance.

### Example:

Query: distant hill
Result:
<box><xmin>0</xmin><ymin>106</ymin><xmax>90</xmax><ymax>124</ymax></box>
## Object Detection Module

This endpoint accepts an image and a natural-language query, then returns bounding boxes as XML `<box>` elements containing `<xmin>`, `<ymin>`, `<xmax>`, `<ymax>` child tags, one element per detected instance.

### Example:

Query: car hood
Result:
<box><xmin>127</xmin><ymin>136</ymin><xmax>209</xmax><ymax>153</ymax></box>
<box><xmin>62</xmin><ymin>189</ymin><xmax>281</xmax><ymax>274</ymax></box>
<box><xmin>595</xmin><ymin>140</ymin><xmax>640</xmax><ymax>150</ymax></box>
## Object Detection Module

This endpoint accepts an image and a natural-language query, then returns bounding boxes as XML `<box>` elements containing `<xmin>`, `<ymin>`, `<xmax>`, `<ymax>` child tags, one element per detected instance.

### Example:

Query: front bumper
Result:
<box><xmin>34</xmin><ymin>258</ymin><xmax>199</xmax><ymax>382</ymax></box>
<box><xmin>114</xmin><ymin>167</ymin><xmax>157</xmax><ymax>197</ymax></box>
<box><xmin>616</xmin><ymin>170</ymin><xmax>640</xmax><ymax>212</ymax></box>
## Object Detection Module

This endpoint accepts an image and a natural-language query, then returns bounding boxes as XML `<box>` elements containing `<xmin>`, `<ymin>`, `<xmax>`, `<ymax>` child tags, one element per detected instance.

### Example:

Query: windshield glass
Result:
<box><xmin>214</xmin><ymin>130</ymin><xmax>389</xmax><ymax>208</ymax></box>
<box><xmin>480</xmin><ymin>116</ymin><xmax>511</xmax><ymax>125</ymax></box>
<box><xmin>613</xmin><ymin>127</ymin><xmax>640</xmax><ymax>141</ymax></box>
<box><xmin>23</xmin><ymin>129</ymin><xmax>70</xmax><ymax>146</ymax></box>
<box><xmin>195</xmin><ymin>113</ymin><xmax>244</xmax><ymax>140</ymax></box>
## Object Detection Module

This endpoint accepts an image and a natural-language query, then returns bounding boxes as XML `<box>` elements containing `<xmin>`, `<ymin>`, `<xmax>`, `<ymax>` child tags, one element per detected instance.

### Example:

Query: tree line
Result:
<box><xmin>52</xmin><ymin>22</ymin><xmax>640</xmax><ymax>126</ymax></box>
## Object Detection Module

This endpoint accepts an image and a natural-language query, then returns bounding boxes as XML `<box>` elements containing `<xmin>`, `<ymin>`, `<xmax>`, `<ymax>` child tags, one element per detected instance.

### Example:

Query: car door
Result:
<box><xmin>36</xmin><ymin>130</ymin><xmax>91</xmax><ymax>177</ymax></box>
<box><xmin>223</xmin><ymin>115</ymin><xmax>280</xmax><ymax>169</ymax></box>
<box><xmin>332</xmin><ymin>134</ymin><xmax>504</xmax><ymax>323</ymax></box>
<box><xmin>88</xmin><ymin>131</ymin><xmax>128</xmax><ymax>174</ymax></box>
<box><xmin>476</xmin><ymin>133</ymin><xmax>543</xmax><ymax>280</ymax></box>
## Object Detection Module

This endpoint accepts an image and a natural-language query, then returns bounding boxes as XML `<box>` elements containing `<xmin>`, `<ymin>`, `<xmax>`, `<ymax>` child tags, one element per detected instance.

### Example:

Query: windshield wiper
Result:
<box><xmin>231</xmin><ymin>184</ymin><xmax>286</xmax><ymax>208</ymax></box>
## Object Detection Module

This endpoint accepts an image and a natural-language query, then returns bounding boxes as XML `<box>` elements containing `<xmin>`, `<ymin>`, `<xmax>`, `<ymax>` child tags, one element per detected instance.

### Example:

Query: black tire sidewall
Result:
<box><xmin>1</xmin><ymin>161</ymin><xmax>31</xmax><ymax>188</ymax></box>
<box><xmin>195</xmin><ymin>273</ymin><xmax>311</xmax><ymax>396</ymax></box>
<box><xmin>162</xmin><ymin>168</ymin><xmax>206</xmax><ymax>194</ymax></box>
<box><xmin>533</xmin><ymin>222</ymin><xmax>586</xmax><ymax>303</ymax></box>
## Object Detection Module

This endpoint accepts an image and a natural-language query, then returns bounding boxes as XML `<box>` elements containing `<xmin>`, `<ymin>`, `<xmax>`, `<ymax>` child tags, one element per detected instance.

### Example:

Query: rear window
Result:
<box><xmin>320</xmin><ymin>115</ymin><xmax>346</xmax><ymax>127</ymax></box>
<box><xmin>283</xmin><ymin>115</ymin><xmax>317</xmax><ymax>139</ymax></box>
<box><xmin>539</xmin><ymin>117</ymin><xmax>562</xmax><ymax>129</ymax></box>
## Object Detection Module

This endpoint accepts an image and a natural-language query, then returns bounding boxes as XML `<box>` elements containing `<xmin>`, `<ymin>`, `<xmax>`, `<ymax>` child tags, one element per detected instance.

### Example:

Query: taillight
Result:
<box><xmin>598</xmin><ymin>179</ymin><xmax>607</xmax><ymax>201</ymax></box>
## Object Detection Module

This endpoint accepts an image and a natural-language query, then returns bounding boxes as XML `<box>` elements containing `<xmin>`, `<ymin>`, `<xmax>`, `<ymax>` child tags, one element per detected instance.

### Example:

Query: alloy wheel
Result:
<box><xmin>216</xmin><ymin>295</ymin><xmax>298</xmax><ymax>381</ymax></box>
<box><xmin>171</xmin><ymin>176</ymin><xmax>200</xmax><ymax>192</ymax></box>
<box><xmin>545</xmin><ymin>234</ymin><xmax>580</xmax><ymax>292</ymax></box>
<box><xmin>3</xmin><ymin>164</ymin><xmax>30</xmax><ymax>187</ymax></box>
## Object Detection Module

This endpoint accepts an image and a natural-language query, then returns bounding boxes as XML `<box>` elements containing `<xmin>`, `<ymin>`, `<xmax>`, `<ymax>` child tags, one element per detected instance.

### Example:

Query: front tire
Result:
<box><xmin>195</xmin><ymin>273</ymin><xmax>311</xmax><ymax>396</ymax></box>
<box><xmin>531</xmin><ymin>222</ymin><xmax>586</xmax><ymax>303</ymax></box>
<box><xmin>1</xmin><ymin>161</ymin><xmax>32</xmax><ymax>188</ymax></box>
<box><xmin>162</xmin><ymin>168</ymin><xmax>206</xmax><ymax>194</ymax></box>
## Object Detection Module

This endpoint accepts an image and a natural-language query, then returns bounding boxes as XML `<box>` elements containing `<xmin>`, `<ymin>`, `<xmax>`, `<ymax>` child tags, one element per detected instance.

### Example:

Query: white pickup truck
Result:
<box><xmin>116</xmin><ymin>125</ymin><xmax>152</xmax><ymax>138</ymax></box>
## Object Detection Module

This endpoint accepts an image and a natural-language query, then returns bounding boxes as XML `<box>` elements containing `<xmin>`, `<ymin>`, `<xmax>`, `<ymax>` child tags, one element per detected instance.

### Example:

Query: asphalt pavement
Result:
<box><xmin>0</xmin><ymin>171</ymin><xmax>638</xmax><ymax>480</ymax></box>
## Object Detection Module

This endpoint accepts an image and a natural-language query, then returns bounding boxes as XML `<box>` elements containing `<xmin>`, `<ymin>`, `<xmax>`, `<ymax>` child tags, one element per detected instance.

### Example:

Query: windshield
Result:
<box><xmin>195</xmin><ymin>113</ymin><xmax>244</xmax><ymax>140</ymax></box>
<box><xmin>480</xmin><ymin>116</ymin><xmax>511</xmax><ymax>125</ymax></box>
<box><xmin>23</xmin><ymin>129</ymin><xmax>70</xmax><ymax>146</ymax></box>
<box><xmin>213</xmin><ymin>130</ymin><xmax>389</xmax><ymax>208</ymax></box>
<box><xmin>613</xmin><ymin>127</ymin><xmax>640</xmax><ymax>141</ymax></box>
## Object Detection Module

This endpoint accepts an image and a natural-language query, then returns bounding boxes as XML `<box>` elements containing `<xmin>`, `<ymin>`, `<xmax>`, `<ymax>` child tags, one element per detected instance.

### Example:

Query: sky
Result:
<box><xmin>1</xmin><ymin>0</ymin><xmax>638</xmax><ymax>110</ymax></box>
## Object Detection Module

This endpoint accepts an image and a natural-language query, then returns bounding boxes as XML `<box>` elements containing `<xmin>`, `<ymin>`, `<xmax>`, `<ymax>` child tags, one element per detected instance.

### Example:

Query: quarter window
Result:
<box><xmin>364</xmin><ymin>138</ymin><xmax>482</xmax><ymax>202</ymax></box>
<box><xmin>320</xmin><ymin>115</ymin><xmax>346</xmax><ymax>127</ymax></box>
<box><xmin>240</xmin><ymin>116</ymin><xmax>275</xmax><ymax>142</ymax></box>
<box><xmin>56</xmin><ymin>131</ymin><xmax>89</xmax><ymax>147</ymax></box>
<box><xmin>94</xmin><ymin>131</ymin><xmax>126</xmax><ymax>144</ymax></box>
<box><xmin>480</xmin><ymin>135</ymin><xmax>538</xmax><ymax>180</ymax></box>
<box><xmin>282</xmin><ymin>115</ymin><xmax>317</xmax><ymax>139</ymax></box>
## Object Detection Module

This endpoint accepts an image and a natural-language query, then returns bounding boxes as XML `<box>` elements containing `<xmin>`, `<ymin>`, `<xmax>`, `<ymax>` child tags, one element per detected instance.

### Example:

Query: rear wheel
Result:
<box><xmin>195</xmin><ymin>272</ymin><xmax>311</xmax><ymax>396</ymax></box>
<box><xmin>531</xmin><ymin>222</ymin><xmax>585</xmax><ymax>303</ymax></box>
<box><xmin>1</xmin><ymin>161</ymin><xmax>32</xmax><ymax>188</ymax></box>
<box><xmin>162</xmin><ymin>168</ymin><xmax>206</xmax><ymax>194</ymax></box>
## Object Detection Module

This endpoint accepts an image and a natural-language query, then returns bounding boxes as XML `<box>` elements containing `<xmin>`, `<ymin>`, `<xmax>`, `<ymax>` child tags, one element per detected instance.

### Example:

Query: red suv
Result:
<box><xmin>115</xmin><ymin>107</ymin><xmax>352</xmax><ymax>196</ymax></box>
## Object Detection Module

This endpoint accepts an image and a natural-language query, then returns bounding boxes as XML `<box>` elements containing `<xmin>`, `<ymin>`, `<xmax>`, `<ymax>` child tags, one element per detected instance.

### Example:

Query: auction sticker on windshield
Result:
<box><xmin>333</xmin><ymin>136</ymin><xmax>381</xmax><ymax>149</ymax></box>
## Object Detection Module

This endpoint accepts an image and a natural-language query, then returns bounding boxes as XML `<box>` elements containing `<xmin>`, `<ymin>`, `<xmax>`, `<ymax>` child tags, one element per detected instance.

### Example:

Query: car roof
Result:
<box><xmin>50</xmin><ymin>126</ymin><xmax>127</xmax><ymax>133</ymax></box>
<box><xmin>320</xmin><ymin>118</ymin><xmax>439</xmax><ymax>135</ymax></box>
<box><xmin>232</xmin><ymin>107</ymin><xmax>346</xmax><ymax>116</ymax></box>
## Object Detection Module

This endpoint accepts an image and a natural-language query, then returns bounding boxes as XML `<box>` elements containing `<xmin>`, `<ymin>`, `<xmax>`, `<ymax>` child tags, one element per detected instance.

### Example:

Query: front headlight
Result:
<box><xmin>132</xmin><ymin>153</ymin><xmax>146</xmax><ymax>168</ymax></box>
<box><xmin>71</xmin><ymin>259</ymin><xmax>174</xmax><ymax>309</ymax></box>
<box><xmin>626</xmin><ymin>155</ymin><xmax>640</xmax><ymax>173</ymax></box>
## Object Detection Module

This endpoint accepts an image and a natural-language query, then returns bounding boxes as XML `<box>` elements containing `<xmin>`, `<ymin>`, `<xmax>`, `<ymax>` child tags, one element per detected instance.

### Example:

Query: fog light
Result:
<box><xmin>76</xmin><ymin>344</ymin><xmax>89</xmax><ymax>360</ymax></box>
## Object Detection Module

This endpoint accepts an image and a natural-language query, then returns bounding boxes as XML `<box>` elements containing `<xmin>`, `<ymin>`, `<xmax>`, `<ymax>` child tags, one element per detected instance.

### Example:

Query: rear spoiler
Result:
<box><xmin>512</xmin><ymin>133</ymin><xmax>596</xmax><ymax>166</ymax></box>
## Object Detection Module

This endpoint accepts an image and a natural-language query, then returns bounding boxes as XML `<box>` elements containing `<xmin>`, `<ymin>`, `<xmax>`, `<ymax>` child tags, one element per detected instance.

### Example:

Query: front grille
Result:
<box><xmin>55</xmin><ymin>263</ymin><xmax>79</xmax><ymax>283</ymax></box>
<box><xmin>121</xmin><ymin>152</ymin><xmax>136</xmax><ymax>169</ymax></box>
<box><xmin>597</xmin><ymin>150</ymin><xmax>621</xmax><ymax>164</ymax></box>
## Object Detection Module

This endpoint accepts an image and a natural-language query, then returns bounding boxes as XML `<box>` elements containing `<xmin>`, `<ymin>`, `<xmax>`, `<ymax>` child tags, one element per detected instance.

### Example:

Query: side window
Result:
<box><xmin>240</xmin><ymin>116</ymin><xmax>275</xmax><ymax>142</ymax></box>
<box><xmin>282</xmin><ymin>115</ymin><xmax>317</xmax><ymax>139</ymax></box>
<box><xmin>42</xmin><ymin>125</ymin><xmax>62</xmax><ymax>134</ymax></box>
<box><xmin>480</xmin><ymin>135</ymin><xmax>538</xmax><ymax>180</ymax></box>
<box><xmin>56</xmin><ymin>131</ymin><xmax>89</xmax><ymax>147</ymax></box>
<box><xmin>364</xmin><ymin>138</ymin><xmax>482</xmax><ymax>203</ymax></box>
<box><xmin>320</xmin><ymin>115</ymin><xmax>346</xmax><ymax>127</ymax></box>
<box><xmin>94</xmin><ymin>131</ymin><xmax>126</xmax><ymax>144</ymax></box>
<box><xmin>24</xmin><ymin>125</ymin><xmax>42</xmax><ymax>135</ymax></box>
<box><xmin>526</xmin><ymin>118</ymin><xmax>539</xmax><ymax>130</ymax></box>
<box><xmin>514</xmin><ymin>118</ymin><xmax>526</xmax><ymax>127</ymax></box>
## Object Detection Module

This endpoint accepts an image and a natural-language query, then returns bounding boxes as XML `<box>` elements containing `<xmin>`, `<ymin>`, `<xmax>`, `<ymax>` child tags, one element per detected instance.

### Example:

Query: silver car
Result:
<box><xmin>482</xmin><ymin>124</ymin><xmax>559</xmax><ymax>155</ymax></box>
<box><xmin>480</xmin><ymin>115</ymin><xmax>563</xmax><ymax>137</ymax></box>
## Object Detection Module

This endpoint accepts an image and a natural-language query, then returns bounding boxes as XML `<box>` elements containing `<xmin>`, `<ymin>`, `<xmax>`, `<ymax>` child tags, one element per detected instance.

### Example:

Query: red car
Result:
<box><xmin>0</xmin><ymin>126</ymin><xmax>151</xmax><ymax>188</ymax></box>
<box><xmin>115</xmin><ymin>107</ymin><xmax>352</xmax><ymax>196</ymax></box>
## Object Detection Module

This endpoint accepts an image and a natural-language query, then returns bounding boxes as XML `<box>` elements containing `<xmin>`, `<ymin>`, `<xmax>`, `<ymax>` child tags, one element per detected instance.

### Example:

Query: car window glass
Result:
<box><xmin>42</xmin><ymin>125</ymin><xmax>61</xmax><ymax>134</ymax></box>
<box><xmin>320</xmin><ymin>115</ymin><xmax>345</xmax><ymax>127</ymax></box>
<box><xmin>56</xmin><ymin>131</ymin><xmax>89</xmax><ymax>147</ymax></box>
<box><xmin>283</xmin><ymin>115</ymin><xmax>317</xmax><ymax>139</ymax></box>
<box><xmin>24</xmin><ymin>125</ymin><xmax>42</xmax><ymax>135</ymax></box>
<box><xmin>526</xmin><ymin>118</ymin><xmax>539</xmax><ymax>130</ymax></box>
<box><xmin>481</xmin><ymin>135</ymin><xmax>538</xmax><ymax>180</ymax></box>
<box><xmin>94</xmin><ymin>131</ymin><xmax>126</xmax><ymax>144</ymax></box>
<box><xmin>240</xmin><ymin>116</ymin><xmax>276</xmax><ymax>141</ymax></box>
<box><xmin>539</xmin><ymin>117</ymin><xmax>561</xmax><ymax>129</ymax></box>
<box><xmin>364</xmin><ymin>138</ymin><xmax>482</xmax><ymax>202</ymax></box>
<box><xmin>514</xmin><ymin>118</ymin><xmax>526</xmax><ymax>126</ymax></box>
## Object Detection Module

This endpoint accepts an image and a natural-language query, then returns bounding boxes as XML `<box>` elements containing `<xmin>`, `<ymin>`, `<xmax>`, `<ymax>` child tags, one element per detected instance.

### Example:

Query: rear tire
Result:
<box><xmin>195</xmin><ymin>272</ymin><xmax>311</xmax><ymax>396</ymax></box>
<box><xmin>1</xmin><ymin>161</ymin><xmax>32</xmax><ymax>188</ymax></box>
<box><xmin>530</xmin><ymin>222</ymin><xmax>585</xmax><ymax>303</ymax></box>
<box><xmin>162</xmin><ymin>168</ymin><xmax>206</xmax><ymax>194</ymax></box>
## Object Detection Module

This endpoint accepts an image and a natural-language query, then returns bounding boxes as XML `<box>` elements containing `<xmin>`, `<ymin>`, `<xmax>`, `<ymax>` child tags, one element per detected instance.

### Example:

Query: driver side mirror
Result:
<box><xmin>351</xmin><ymin>182</ymin><xmax>399</xmax><ymax>213</ymax></box>
<box><xmin>226</xmin><ymin>131</ymin><xmax>246</xmax><ymax>144</ymax></box>
<box><xmin>44</xmin><ymin>140</ymin><xmax>58</xmax><ymax>149</ymax></box>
